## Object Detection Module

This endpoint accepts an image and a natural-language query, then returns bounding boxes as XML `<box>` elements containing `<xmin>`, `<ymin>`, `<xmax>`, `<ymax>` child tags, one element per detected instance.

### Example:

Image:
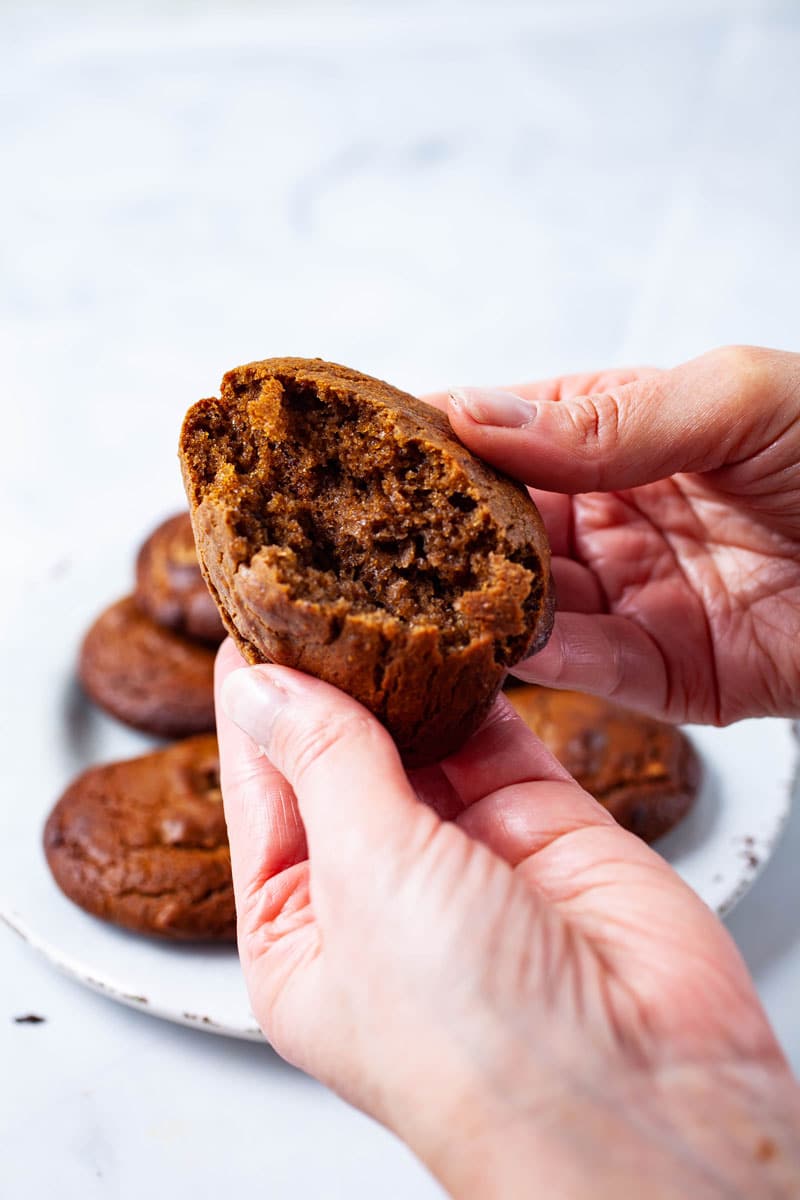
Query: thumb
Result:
<box><xmin>448</xmin><ymin>346</ymin><xmax>786</xmax><ymax>493</ymax></box>
<box><xmin>221</xmin><ymin>665</ymin><xmax>429</xmax><ymax>880</ymax></box>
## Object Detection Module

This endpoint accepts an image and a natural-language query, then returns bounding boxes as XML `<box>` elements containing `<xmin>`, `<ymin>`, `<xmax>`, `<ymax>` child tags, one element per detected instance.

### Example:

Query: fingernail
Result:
<box><xmin>221</xmin><ymin>668</ymin><xmax>290</xmax><ymax>748</ymax></box>
<box><xmin>448</xmin><ymin>387</ymin><xmax>536</xmax><ymax>428</ymax></box>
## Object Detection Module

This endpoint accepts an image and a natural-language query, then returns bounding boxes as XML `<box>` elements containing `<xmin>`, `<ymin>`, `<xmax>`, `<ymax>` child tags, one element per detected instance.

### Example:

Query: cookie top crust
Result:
<box><xmin>79</xmin><ymin>596</ymin><xmax>216</xmax><ymax>738</ymax></box>
<box><xmin>135</xmin><ymin>512</ymin><xmax>225</xmax><ymax>644</ymax></box>
<box><xmin>44</xmin><ymin>735</ymin><xmax>235</xmax><ymax>941</ymax></box>
<box><xmin>506</xmin><ymin>685</ymin><xmax>700</xmax><ymax>843</ymax></box>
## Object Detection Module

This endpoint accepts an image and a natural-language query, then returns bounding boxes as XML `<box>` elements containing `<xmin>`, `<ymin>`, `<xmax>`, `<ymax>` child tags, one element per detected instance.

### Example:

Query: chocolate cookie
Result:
<box><xmin>179</xmin><ymin>357</ymin><xmax>554</xmax><ymax>764</ymax></box>
<box><xmin>506</xmin><ymin>686</ymin><xmax>699</xmax><ymax>842</ymax></box>
<box><xmin>79</xmin><ymin>597</ymin><xmax>216</xmax><ymax>738</ymax></box>
<box><xmin>135</xmin><ymin>512</ymin><xmax>225</xmax><ymax>644</ymax></box>
<box><xmin>44</xmin><ymin>735</ymin><xmax>234</xmax><ymax>940</ymax></box>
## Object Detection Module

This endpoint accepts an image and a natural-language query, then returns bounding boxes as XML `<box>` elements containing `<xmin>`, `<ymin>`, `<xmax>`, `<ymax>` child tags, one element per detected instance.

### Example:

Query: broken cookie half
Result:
<box><xmin>180</xmin><ymin>357</ymin><xmax>554</xmax><ymax>764</ymax></box>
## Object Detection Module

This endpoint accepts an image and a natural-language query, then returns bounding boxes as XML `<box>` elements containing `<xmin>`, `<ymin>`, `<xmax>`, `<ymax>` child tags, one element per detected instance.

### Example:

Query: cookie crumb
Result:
<box><xmin>14</xmin><ymin>1013</ymin><xmax>46</xmax><ymax>1024</ymax></box>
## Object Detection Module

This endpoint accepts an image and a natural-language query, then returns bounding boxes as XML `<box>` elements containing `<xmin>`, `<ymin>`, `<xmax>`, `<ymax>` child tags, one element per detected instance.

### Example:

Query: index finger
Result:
<box><xmin>439</xmin><ymin>693</ymin><xmax>573</xmax><ymax>809</ymax></box>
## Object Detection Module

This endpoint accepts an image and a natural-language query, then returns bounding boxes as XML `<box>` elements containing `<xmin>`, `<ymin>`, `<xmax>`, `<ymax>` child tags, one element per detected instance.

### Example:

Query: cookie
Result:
<box><xmin>506</xmin><ymin>686</ymin><xmax>699</xmax><ymax>842</ymax></box>
<box><xmin>135</xmin><ymin>512</ymin><xmax>225</xmax><ymax>644</ymax></box>
<box><xmin>44</xmin><ymin>735</ymin><xmax>234</xmax><ymax>941</ymax></box>
<box><xmin>79</xmin><ymin>596</ymin><xmax>216</xmax><ymax>738</ymax></box>
<box><xmin>179</xmin><ymin>357</ymin><xmax>554</xmax><ymax>765</ymax></box>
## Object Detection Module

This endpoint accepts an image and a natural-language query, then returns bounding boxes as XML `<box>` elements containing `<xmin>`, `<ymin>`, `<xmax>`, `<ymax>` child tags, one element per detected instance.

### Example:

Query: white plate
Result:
<box><xmin>0</xmin><ymin>548</ymin><xmax>796</xmax><ymax>1041</ymax></box>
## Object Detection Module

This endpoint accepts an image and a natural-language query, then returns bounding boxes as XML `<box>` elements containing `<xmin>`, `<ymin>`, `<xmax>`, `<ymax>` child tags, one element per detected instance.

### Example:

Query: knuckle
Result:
<box><xmin>562</xmin><ymin>392</ymin><xmax>624</xmax><ymax>488</ymax></box>
<box><xmin>714</xmin><ymin>344</ymin><xmax>771</xmax><ymax>398</ymax></box>
<box><xmin>566</xmin><ymin>391</ymin><xmax>623</xmax><ymax>453</ymax></box>
<box><xmin>607</xmin><ymin>632</ymin><xmax>629</xmax><ymax>699</ymax></box>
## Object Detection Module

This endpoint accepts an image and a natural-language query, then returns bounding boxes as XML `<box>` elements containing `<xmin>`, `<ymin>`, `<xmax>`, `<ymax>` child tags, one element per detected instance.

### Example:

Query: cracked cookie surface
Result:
<box><xmin>44</xmin><ymin>735</ymin><xmax>234</xmax><ymax>940</ymax></box>
<box><xmin>180</xmin><ymin>357</ymin><xmax>553</xmax><ymax>764</ymax></box>
<box><xmin>79</xmin><ymin>596</ymin><xmax>216</xmax><ymax>737</ymax></box>
<box><xmin>506</xmin><ymin>685</ymin><xmax>699</xmax><ymax>843</ymax></box>
<box><xmin>135</xmin><ymin>512</ymin><xmax>225</xmax><ymax>644</ymax></box>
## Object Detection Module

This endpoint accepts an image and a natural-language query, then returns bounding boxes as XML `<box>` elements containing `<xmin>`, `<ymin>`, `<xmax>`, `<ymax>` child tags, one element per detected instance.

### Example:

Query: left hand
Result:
<box><xmin>428</xmin><ymin>348</ymin><xmax>800</xmax><ymax>725</ymax></box>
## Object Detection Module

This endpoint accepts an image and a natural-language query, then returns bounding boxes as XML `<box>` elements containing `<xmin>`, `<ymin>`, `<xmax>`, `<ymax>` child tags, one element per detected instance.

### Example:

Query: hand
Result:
<box><xmin>217</xmin><ymin>640</ymin><xmax>800</xmax><ymax>1198</ymax></box>
<box><xmin>439</xmin><ymin>346</ymin><xmax>800</xmax><ymax>724</ymax></box>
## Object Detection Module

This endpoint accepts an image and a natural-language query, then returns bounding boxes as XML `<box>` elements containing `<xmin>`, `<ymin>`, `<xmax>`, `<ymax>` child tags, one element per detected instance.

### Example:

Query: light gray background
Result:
<box><xmin>2</xmin><ymin>2</ymin><xmax>799</xmax><ymax>1196</ymax></box>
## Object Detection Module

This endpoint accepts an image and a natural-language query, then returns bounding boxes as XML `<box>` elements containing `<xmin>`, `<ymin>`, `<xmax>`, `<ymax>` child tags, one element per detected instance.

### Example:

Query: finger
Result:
<box><xmin>438</xmin><ymin>693</ymin><xmax>573</xmax><ymax>810</ymax></box>
<box><xmin>407</xmin><ymin>763</ymin><xmax>463</xmax><ymax>820</ymax></box>
<box><xmin>457</xmin><ymin>778</ymin><xmax>615</xmax><ymax>866</ymax></box>
<box><xmin>439</xmin><ymin>697</ymin><xmax>615</xmax><ymax>860</ymax></box>
<box><xmin>221</xmin><ymin>664</ymin><xmax>426</xmax><ymax>876</ymax></box>
<box><xmin>504</xmin><ymin>366</ymin><xmax>661</xmax><ymax>404</ymax></box>
<box><xmin>421</xmin><ymin>391</ymin><xmax>452</xmax><ymax>415</ymax></box>
<box><xmin>215</xmin><ymin>641</ymin><xmax>307</xmax><ymax>904</ymax></box>
<box><xmin>510</xmin><ymin>611</ymin><xmax>669</xmax><ymax>715</ymax></box>
<box><xmin>421</xmin><ymin>367</ymin><xmax>656</xmax><ymax>416</ymax></box>
<box><xmin>446</xmin><ymin>347</ymin><xmax>788</xmax><ymax>493</ymax></box>
<box><xmin>551</xmin><ymin>556</ymin><xmax>606</xmax><ymax>613</ymax></box>
<box><xmin>525</xmin><ymin>490</ymin><xmax>573</xmax><ymax>557</ymax></box>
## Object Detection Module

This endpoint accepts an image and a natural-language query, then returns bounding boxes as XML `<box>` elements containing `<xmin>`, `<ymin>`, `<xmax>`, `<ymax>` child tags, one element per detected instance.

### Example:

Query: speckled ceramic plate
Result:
<box><xmin>0</xmin><ymin>549</ymin><xmax>796</xmax><ymax>1040</ymax></box>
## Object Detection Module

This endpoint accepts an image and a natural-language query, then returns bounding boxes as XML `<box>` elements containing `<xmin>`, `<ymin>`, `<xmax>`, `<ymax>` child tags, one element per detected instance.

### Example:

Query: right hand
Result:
<box><xmin>217</xmin><ymin>642</ymin><xmax>800</xmax><ymax>1198</ymax></box>
<box><xmin>437</xmin><ymin>346</ymin><xmax>800</xmax><ymax>725</ymax></box>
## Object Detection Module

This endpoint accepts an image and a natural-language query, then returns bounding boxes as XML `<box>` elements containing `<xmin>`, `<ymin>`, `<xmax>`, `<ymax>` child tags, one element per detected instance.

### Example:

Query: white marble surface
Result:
<box><xmin>2</xmin><ymin>2</ymin><xmax>800</xmax><ymax>1196</ymax></box>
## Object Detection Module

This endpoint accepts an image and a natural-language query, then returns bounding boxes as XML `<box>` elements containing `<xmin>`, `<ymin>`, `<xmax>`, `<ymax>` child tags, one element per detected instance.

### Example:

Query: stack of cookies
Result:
<box><xmin>79</xmin><ymin>513</ymin><xmax>223</xmax><ymax>738</ymax></box>
<box><xmin>44</xmin><ymin>514</ymin><xmax>236</xmax><ymax>942</ymax></box>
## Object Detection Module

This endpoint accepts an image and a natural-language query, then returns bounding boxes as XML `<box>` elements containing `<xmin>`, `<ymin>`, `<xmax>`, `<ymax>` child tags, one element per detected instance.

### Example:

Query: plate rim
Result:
<box><xmin>0</xmin><ymin>902</ymin><xmax>265</xmax><ymax>1041</ymax></box>
<box><xmin>2</xmin><ymin>724</ymin><xmax>795</xmax><ymax>1041</ymax></box>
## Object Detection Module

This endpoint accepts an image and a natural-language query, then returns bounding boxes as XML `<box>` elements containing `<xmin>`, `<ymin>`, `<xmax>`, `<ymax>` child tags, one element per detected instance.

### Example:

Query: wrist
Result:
<box><xmin>393</xmin><ymin>1050</ymin><xmax>800</xmax><ymax>1199</ymax></box>
<box><xmin>645</xmin><ymin>1059</ymin><xmax>800</xmax><ymax>1198</ymax></box>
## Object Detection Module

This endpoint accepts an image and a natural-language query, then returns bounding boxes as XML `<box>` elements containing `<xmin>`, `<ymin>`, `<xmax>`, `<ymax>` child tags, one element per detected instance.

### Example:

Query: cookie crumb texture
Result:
<box><xmin>180</xmin><ymin>358</ymin><xmax>553</xmax><ymax>763</ymax></box>
<box><xmin>135</xmin><ymin>512</ymin><xmax>225</xmax><ymax>644</ymax></box>
<box><xmin>79</xmin><ymin>597</ymin><xmax>216</xmax><ymax>738</ymax></box>
<box><xmin>44</xmin><ymin>735</ymin><xmax>235</xmax><ymax>941</ymax></box>
<box><xmin>507</xmin><ymin>686</ymin><xmax>699</xmax><ymax>843</ymax></box>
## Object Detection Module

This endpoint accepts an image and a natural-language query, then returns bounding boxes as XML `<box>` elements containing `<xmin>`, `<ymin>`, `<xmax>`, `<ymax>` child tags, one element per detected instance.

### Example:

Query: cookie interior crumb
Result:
<box><xmin>183</xmin><ymin>367</ymin><xmax>542</xmax><ymax>662</ymax></box>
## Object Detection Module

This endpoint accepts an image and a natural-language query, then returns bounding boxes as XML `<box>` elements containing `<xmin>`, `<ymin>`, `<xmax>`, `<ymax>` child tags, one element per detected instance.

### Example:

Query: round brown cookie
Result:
<box><xmin>506</xmin><ymin>686</ymin><xmax>699</xmax><ymax>843</ymax></box>
<box><xmin>179</xmin><ymin>357</ymin><xmax>554</xmax><ymax>765</ymax></box>
<box><xmin>135</xmin><ymin>512</ymin><xmax>225</xmax><ymax>644</ymax></box>
<box><xmin>44</xmin><ymin>735</ymin><xmax>234</xmax><ymax>941</ymax></box>
<box><xmin>79</xmin><ymin>596</ymin><xmax>216</xmax><ymax>737</ymax></box>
